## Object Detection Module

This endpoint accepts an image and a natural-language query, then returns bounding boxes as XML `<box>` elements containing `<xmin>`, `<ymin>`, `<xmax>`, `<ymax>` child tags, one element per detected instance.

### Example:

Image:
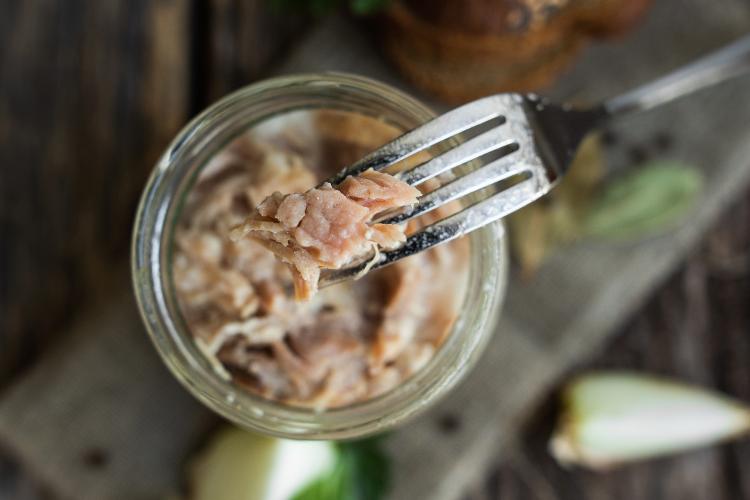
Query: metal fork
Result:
<box><xmin>320</xmin><ymin>35</ymin><xmax>750</xmax><ymax>287</ymax></box>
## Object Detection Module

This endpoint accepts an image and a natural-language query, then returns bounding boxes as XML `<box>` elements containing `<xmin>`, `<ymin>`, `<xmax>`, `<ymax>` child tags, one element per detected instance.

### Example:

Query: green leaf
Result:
<box><xmin>293</xmin><ymin>437</ymin><xmax>391</xmax><ymax>500</ymax></box>
<box><xmin>293</xmin><ymin>460</ymin><xmax>348</xmax><ymax>500</ymax></box>
<box><xmin>343</xmin><ymin>438</ymin><xmax>391</xmax><ymax>500</ymax></box>
<box><xmin>350</xmin><ymin>0</ymin><xmax>390</xmax><ymax>14</ymax></box>
<box><xmin>584</xmin><ymin>162</ymin><xmax>702</xmax><ymax>240</ymax></box>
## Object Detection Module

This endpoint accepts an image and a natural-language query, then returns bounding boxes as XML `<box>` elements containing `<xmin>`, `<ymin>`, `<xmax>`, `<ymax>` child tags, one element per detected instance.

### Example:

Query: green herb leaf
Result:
<box><xmin>293</xmin><ymin>460</ymin><xmax>348</xmax><ymax>500</ymax></box>
<box><xmin>584</xmin><ymin>162</ymin><xmax>702</xmax><ymax>240</ymax></box>
<box><xmin>350</xmin><ymin>0</ymin><xmax>390</xmax><ymax>14</ymax></box>
<box><xmin>293</xmin><ymin>437</ymin><xmax>391</xmax><ymax>500</ymax></box>
<box><xmin>343</xmin><ymin>437</ymin><xmax>391</xmax><ymax>500</ymax></box>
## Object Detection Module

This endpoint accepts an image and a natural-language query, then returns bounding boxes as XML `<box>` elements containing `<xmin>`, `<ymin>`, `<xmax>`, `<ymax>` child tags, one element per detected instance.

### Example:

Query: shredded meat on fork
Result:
<box><xmin>230</xmin><ymin>169</ymin><xmax>421</xmax><ymax>300</ymax></box>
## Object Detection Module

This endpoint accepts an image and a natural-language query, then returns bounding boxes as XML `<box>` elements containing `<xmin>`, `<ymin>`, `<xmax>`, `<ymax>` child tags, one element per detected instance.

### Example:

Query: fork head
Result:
<box><xmin>319</xmin><ymin>93</ymin><xmax>603</xmax><ymax>287</ymax></box>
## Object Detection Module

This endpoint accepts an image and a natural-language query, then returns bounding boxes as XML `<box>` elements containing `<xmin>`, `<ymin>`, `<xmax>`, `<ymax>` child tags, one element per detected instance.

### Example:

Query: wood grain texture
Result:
<box><xmin>0</xmin><ymin>2</ymin><xmax>309</xmax><ymax>497</ymax></box>
<box><xmin>0</xmin><ymin>0</ymin><xmax>190</xmax><ymax>386</ymax></box>
<box><xmin>201</xmin><ymin>0</ymin><xmax>309</xmax><ymax>101</ymax></box>
<box><xmin>0</xmin><ymin>0</ymin><xmax>309</xmax><ymax>389</ymax></box>
<box><xmin>467</xmin><ymin>189</ymin><xmax>750</xmax><ymax>499</ymax></box>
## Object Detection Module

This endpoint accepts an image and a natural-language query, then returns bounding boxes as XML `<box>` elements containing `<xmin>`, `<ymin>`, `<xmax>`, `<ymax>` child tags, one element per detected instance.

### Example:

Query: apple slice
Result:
<box><xmin>189</xmin><ymin>426</ymin><xmax>336</xmax><ymax>500</ymax></box>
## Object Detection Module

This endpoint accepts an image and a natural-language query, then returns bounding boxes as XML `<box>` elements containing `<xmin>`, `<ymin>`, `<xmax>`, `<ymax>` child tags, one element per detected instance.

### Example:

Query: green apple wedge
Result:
<box><xmin>189</xmin><ymin>427</ymin><xmax>336</xmax><ymax>500</ymax></box>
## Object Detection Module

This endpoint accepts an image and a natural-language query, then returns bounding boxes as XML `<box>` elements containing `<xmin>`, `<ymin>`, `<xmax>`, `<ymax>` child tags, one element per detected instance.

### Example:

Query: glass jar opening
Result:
<box><xmin>132</xmin><ymin>73</ymin><xmax>507</xmax><ymax>439</ymax></box>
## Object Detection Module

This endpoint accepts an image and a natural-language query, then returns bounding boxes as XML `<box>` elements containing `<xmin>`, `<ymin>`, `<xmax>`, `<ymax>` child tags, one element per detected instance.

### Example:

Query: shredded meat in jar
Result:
<box><xmin>173</xmin><ymin>110</ymin><xmax>468</xmax><ymax>409</ymax></box>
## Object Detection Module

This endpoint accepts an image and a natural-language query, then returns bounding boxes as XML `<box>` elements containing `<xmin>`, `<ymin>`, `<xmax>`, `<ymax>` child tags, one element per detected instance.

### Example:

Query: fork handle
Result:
<box><xmin>604</xmin><ymin>35</ymin><xmax>750</xmax><ymax>117</ymax></box>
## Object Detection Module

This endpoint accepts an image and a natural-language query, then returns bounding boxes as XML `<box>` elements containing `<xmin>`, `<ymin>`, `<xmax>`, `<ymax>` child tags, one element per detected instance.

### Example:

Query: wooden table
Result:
<box><xmin>466</xmin><ymin>191</ymin><xmax>750</xmax><ymax>500</ymax></box>
<box><xmin>0</xmin><ymin>0</ymin><xmax>306</xmax><ymax>387</ymax></box>
<box><xmin>2</xmin><ymin>1</ymin><xmax>750</xmax><ymax>499</ymax></box>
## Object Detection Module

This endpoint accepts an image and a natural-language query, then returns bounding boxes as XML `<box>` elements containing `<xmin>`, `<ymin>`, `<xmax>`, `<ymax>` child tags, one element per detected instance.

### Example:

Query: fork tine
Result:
<box><xmin>319</xmin><ymin>177</ymin><xmax>543</xmax><ymax>287</ymax></box>
<box><xmin>427</xmin><ymin>177</ymin><xmax>544</xmax><ymax>237</ymax></box>
<box><xmin>380</xmin><ymin>153</ymin><xmax>528</xmax><ymax>225</ymax></box>
<box><xmin>327</xmin><ymin>96</ymin><xmax>507</xmax><ymax>185</ymax></box>
<box><xmin>398</xmin><ymin>126</ymin><xmax>518</xmax><ymax>187</ymax></box>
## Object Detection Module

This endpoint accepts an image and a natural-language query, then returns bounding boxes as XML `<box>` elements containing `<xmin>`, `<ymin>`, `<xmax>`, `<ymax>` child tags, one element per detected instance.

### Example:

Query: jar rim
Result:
<box><xmin>131</xmin><ymin>72</ymin><xmax>507</xmax><ymax>439</ymax></box>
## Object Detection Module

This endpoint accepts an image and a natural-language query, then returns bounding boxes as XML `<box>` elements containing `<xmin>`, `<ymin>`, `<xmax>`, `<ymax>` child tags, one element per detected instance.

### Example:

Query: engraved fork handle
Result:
<box><xmin>604</xmin><ymin>34</ymin><xmax>750</xmax><ymax>117</ymax></box>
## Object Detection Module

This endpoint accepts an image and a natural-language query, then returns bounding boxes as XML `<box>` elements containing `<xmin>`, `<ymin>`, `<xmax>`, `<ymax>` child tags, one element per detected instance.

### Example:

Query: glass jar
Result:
<box><xmin>132</xmin><ymin>73</ymin><xmax>508</xmax><ymax>440</ymax></box>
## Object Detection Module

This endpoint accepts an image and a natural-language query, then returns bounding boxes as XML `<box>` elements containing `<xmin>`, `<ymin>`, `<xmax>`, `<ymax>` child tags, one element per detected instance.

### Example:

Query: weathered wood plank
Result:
<box><xmin>201</xmin><ymin>0</ymin><xmax>309</xmax><ymax>102</ymax></box>
<box><xmin>0</xmin><ymin>1</ymin><xmax>310</xmax><ymax>497</ymax></box>
<box><xmin>469</xmin><ymin>189</ymin><xmax>750</xmax><ymax>500</ymax></box>
<box><xmin>0</xmin><ymin>0</ymin><xmax>190</xmax><ymax>386</ymax></box>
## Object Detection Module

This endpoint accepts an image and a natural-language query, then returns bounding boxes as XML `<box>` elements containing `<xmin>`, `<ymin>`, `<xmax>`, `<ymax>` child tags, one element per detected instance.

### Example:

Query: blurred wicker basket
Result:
<box><xmin>381</xmin><ymin>0</ymin><xmax>653</xmax><ymax>103</ymax></box>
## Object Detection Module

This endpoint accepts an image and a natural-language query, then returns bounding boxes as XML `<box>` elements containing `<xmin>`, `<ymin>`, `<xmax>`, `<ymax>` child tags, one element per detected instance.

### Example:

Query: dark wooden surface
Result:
<box><xmin>466</xmin><ymin>189</ymin><xmax>750</xmax><ymax>500</ymax></box>
<box><xmin>0</xmin><ymin>0</ymin><xmax>306</xmax><ymax>386</ymax></box>
<box><xmin>0</xmin><ymin>2</ymin><xmax>305</xmax><ymax>498</ymax></box>
<box><xmin>2</xmin><ymin>1</ymin><xmax>750</xmax><ymax>499</ymax></box>
<box><xmin>0</xmin><ymin>0</ymin><xmax>191</xmax><ymax>385</ymax></box>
